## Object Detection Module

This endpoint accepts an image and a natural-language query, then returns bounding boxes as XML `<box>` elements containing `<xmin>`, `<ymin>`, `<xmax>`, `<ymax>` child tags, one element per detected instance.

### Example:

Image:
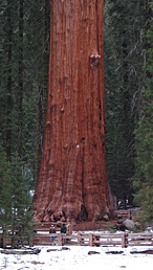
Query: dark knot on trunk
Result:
<box><xmin>89</xmin><ymin>52</ymin><xmax>101</xmax><ymax>67</ymax></box>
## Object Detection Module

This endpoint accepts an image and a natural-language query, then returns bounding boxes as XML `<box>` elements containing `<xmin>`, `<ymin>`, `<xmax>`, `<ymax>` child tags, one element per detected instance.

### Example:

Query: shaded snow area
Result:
<box><xmin>0</xmin><ymin>245</ymin><xmax>153</xmax><ymax>270</ymax></box>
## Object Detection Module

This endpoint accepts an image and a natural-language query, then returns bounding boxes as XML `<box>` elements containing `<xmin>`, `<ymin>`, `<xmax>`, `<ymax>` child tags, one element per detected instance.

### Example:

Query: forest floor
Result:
<box><xmin>71</xmin><ymin>219</ymin><xmax>117</xmax><ymax>231</ymax></box>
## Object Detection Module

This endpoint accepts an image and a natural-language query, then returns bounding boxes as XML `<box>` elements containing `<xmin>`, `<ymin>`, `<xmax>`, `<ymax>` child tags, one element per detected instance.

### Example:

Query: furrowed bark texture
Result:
<box><xmin>34</xmin><ymin>0</ymin><xmax>113</xmax><ymax>222</ymax></box>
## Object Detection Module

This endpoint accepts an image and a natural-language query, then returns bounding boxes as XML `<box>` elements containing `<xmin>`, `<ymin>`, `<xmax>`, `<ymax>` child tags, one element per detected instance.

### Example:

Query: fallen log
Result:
<box><xmin>1</xmin><ymin>248</ymin><xmax>41</xmax><ymax>255</ymax></box>
<box><xmin>47</xmin><ymin>248</ymin><xmax>61</xmax><ymax>252</ymax></box>
<box><xmin>88</xmin><ymin>251</ymin><xmax>100</xmax><ymax>255</ymax></box>
<box><xmin>62</xmin><ymin>247</ymin><xmax>70</xmax><ymax>250</ymax></box>
<box><xmin>130</xmin><ymin>250</ymin><xmax>153</xmax><ymax>254</ymax></box>
<box><xmin>105</xmin><ymin>251</ymin><xmax>124</xmax><ymax>254</ymax></box>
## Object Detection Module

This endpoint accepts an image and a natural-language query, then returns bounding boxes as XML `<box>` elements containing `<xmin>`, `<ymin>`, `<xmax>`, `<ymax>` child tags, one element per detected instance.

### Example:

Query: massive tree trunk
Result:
<box><xmin>34</xmin><ymin>0</ymin><xmax>113</xmax><ymax>222</ymax></box>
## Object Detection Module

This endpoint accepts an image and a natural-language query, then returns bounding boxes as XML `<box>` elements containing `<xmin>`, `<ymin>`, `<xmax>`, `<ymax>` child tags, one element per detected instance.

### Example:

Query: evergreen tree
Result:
<box><xmin>104</xmin><ymin>0</ymin><xmax>150</xmax><ymax>207</ymax></box>
<box><xmin>35</xmin><ymin>0</ymin><xmax>50</xmax><ymax>187</ymax></box>
<box><xmin>0</xmin><ymin>0</ymin><xmax>50</xmax><ymax>184</ymax></box>
<box><xmin>0</xmin><ymin>1</ymin><xmax>49</xmax><ymax>246</ymax></box>
<box><xmin>0</xmin><ymin>142</ymin><xmax>34</xmax><ymax>248</ymax></box>
<box><xmin>134</xmin><ymin>2</ymin><xmax>153</xmax><ymax>224</ymax></box>
<box><xmin>0</xmin><ymin>143</ymin><xmax>13</xmax><ymax>229</ymax></box>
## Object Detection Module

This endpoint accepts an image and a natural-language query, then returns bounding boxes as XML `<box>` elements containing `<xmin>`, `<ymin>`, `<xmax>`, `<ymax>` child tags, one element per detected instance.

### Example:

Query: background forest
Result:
<box><xmin>0</xmin><ymin>0</ymin><xmax>153</xmax><ymax>225</ymax></box>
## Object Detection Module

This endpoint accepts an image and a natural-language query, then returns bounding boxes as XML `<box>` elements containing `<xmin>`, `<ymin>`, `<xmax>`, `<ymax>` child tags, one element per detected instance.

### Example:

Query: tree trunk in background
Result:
<box><xmin>43</xmin><ymin>0</ymin><xmax>50</xmax><ymax>126</ymax></box>
<box><xmin>35</xmin><ymin>0</ymin><xmax>50</xmax><ymax>187</ymax></box>
<box><xmin>35</xmin><ymin>85</ymin><xmax>44</xmax><ymax>187</ymax></box>
<box><xmin>18</xmin><ymin>0</ymin><xmax>24</xmax><ymax>157</ymax></box>
<box><xmin>6</xmin><ymin>0</ymin><xmax>13</xmax><ymax>160</ymax></box>
<box><xmin>34</xmin><ymin>0</ymin><xmax>113</xmax><ymax>222</ymax></box>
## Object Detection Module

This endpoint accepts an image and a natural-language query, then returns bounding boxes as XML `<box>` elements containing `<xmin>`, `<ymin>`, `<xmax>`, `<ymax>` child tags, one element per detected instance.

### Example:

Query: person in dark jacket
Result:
<box><xmin>61</xmin><ymin>224</ymin><xmax>67</xmax><ymax>243</ymax></box>
<box><xmin>61</xmin><ymin>224</ymin><xmax>67</xmax><ymax>234</ymax></box>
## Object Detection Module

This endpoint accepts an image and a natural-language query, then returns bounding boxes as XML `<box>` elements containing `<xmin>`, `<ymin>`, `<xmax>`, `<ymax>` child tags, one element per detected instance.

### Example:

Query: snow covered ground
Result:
<box><xmin>0</xmin><ymin>244</ymin><xmax>153</xmax><ymax>270</ymax></box>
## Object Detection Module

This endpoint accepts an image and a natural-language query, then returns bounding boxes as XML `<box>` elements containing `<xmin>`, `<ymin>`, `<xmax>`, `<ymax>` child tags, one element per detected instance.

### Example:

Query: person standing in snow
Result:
<box><xmin>49</xmin><ymin>225</ymin><xmax>56</xmax><ymax>245</ymax></box>
<box><xmin>61</xmin><ymin>224</ymin><xmax>67</xmax><ymax>244</ymax></box>
<box><xmin>61</xmin><ymin>224</ymin><xmax>67</xmax><ymax>234</ymax></box>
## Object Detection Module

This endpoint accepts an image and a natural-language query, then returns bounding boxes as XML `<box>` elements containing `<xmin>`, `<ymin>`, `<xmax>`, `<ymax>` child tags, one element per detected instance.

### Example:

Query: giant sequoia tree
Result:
<box><xmin>34</xmin><ymin>0</ymin><xmax>113</xmax><ymax>222</ymax></box>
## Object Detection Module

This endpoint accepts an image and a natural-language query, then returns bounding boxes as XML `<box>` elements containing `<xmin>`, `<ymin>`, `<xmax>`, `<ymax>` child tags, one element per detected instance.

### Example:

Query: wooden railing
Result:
<box><xmin>1</xmin><ymin>226</ymin><xmax>153</xmax><ymax>248</ymax></box>
<box><xmin>36</xmin><ymin>222</ymin><xmax>72</xmax><ymax>234</ymax></box>
<box><xmin>32</xmin><ymin>231</ymin><xmax>153</xmax><ymax>248</ymax></box>
<box><xmin>89</xmin><ymin>232</ymin><xmax>128</xmax><ymax>248</ymax></box>
<box><xmin>128</xmin><ymin>232</ymin><xmax>153</xmax><ymax>246</ymax></box>
<box><xmin>115</xmin><ymin>209</ymin><xmax>132</xmax><ymax>221</ymax></box>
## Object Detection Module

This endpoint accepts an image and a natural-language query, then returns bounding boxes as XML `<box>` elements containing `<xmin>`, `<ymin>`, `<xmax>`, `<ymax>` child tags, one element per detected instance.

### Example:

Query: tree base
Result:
<box><xmin>33</xmin><ymin>200</ymin><xmax>114</xmax><ymax>223</ymax></box>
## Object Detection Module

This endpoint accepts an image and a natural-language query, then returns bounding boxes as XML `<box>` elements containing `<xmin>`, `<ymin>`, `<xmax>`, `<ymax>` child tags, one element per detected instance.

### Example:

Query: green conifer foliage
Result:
<box><xmin>0</xmin><ymin>144</ymin><xmax>13</xmax><ymax>229</ymax></box>
<box><xmin>104</xmin><ymin>0</ymin><xmax>150</xmax><ymax>207</ymax></box>
<box><xmin>0</xmin><ymin>0</ymin><xmax>49</xmax><ymax>183</ymax></box>
<box><xmin>0</xmin><ymin>0</ymin><xmax>46</xmax><ymax>246</ymax></box>
<box><xmin>35</xmin><ymin>0</ymin><xmax>50</xmax><ymax>187</ymax></box>
<box><xmin>134</xmin><ymin>2</ymin><xmax>153</xmax><ymax>223</ymax></box>
<box><xmin>0</xmin><ymin>144</ymin><xmax>34</xmax><ymax>248</ymax></box>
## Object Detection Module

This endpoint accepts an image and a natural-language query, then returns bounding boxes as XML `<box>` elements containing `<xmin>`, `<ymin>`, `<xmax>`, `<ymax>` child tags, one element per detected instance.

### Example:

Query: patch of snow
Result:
<box><xmin>29</xmin><ymin>190</ymin><xmax>35</xmax><ymax>197</ymax></box>
<box><xmin>0</xmin><ymin>244</ymin><xmax>153</xmax><ymax>270</ymax></box>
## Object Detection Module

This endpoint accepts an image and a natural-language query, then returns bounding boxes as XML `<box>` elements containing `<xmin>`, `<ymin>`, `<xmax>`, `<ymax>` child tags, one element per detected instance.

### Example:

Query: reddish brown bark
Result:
<box><xmin>34</xmin><ymin>0</ymin><xmax>113</xmax><ymax>222</ymax></box>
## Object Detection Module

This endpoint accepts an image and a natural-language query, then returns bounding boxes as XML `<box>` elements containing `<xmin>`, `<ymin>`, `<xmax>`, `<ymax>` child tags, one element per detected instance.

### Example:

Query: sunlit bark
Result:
<box><xmin>34</xmin><ymin>0</ymin><xmax>113</xmax><ymax>222</ymax></box>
